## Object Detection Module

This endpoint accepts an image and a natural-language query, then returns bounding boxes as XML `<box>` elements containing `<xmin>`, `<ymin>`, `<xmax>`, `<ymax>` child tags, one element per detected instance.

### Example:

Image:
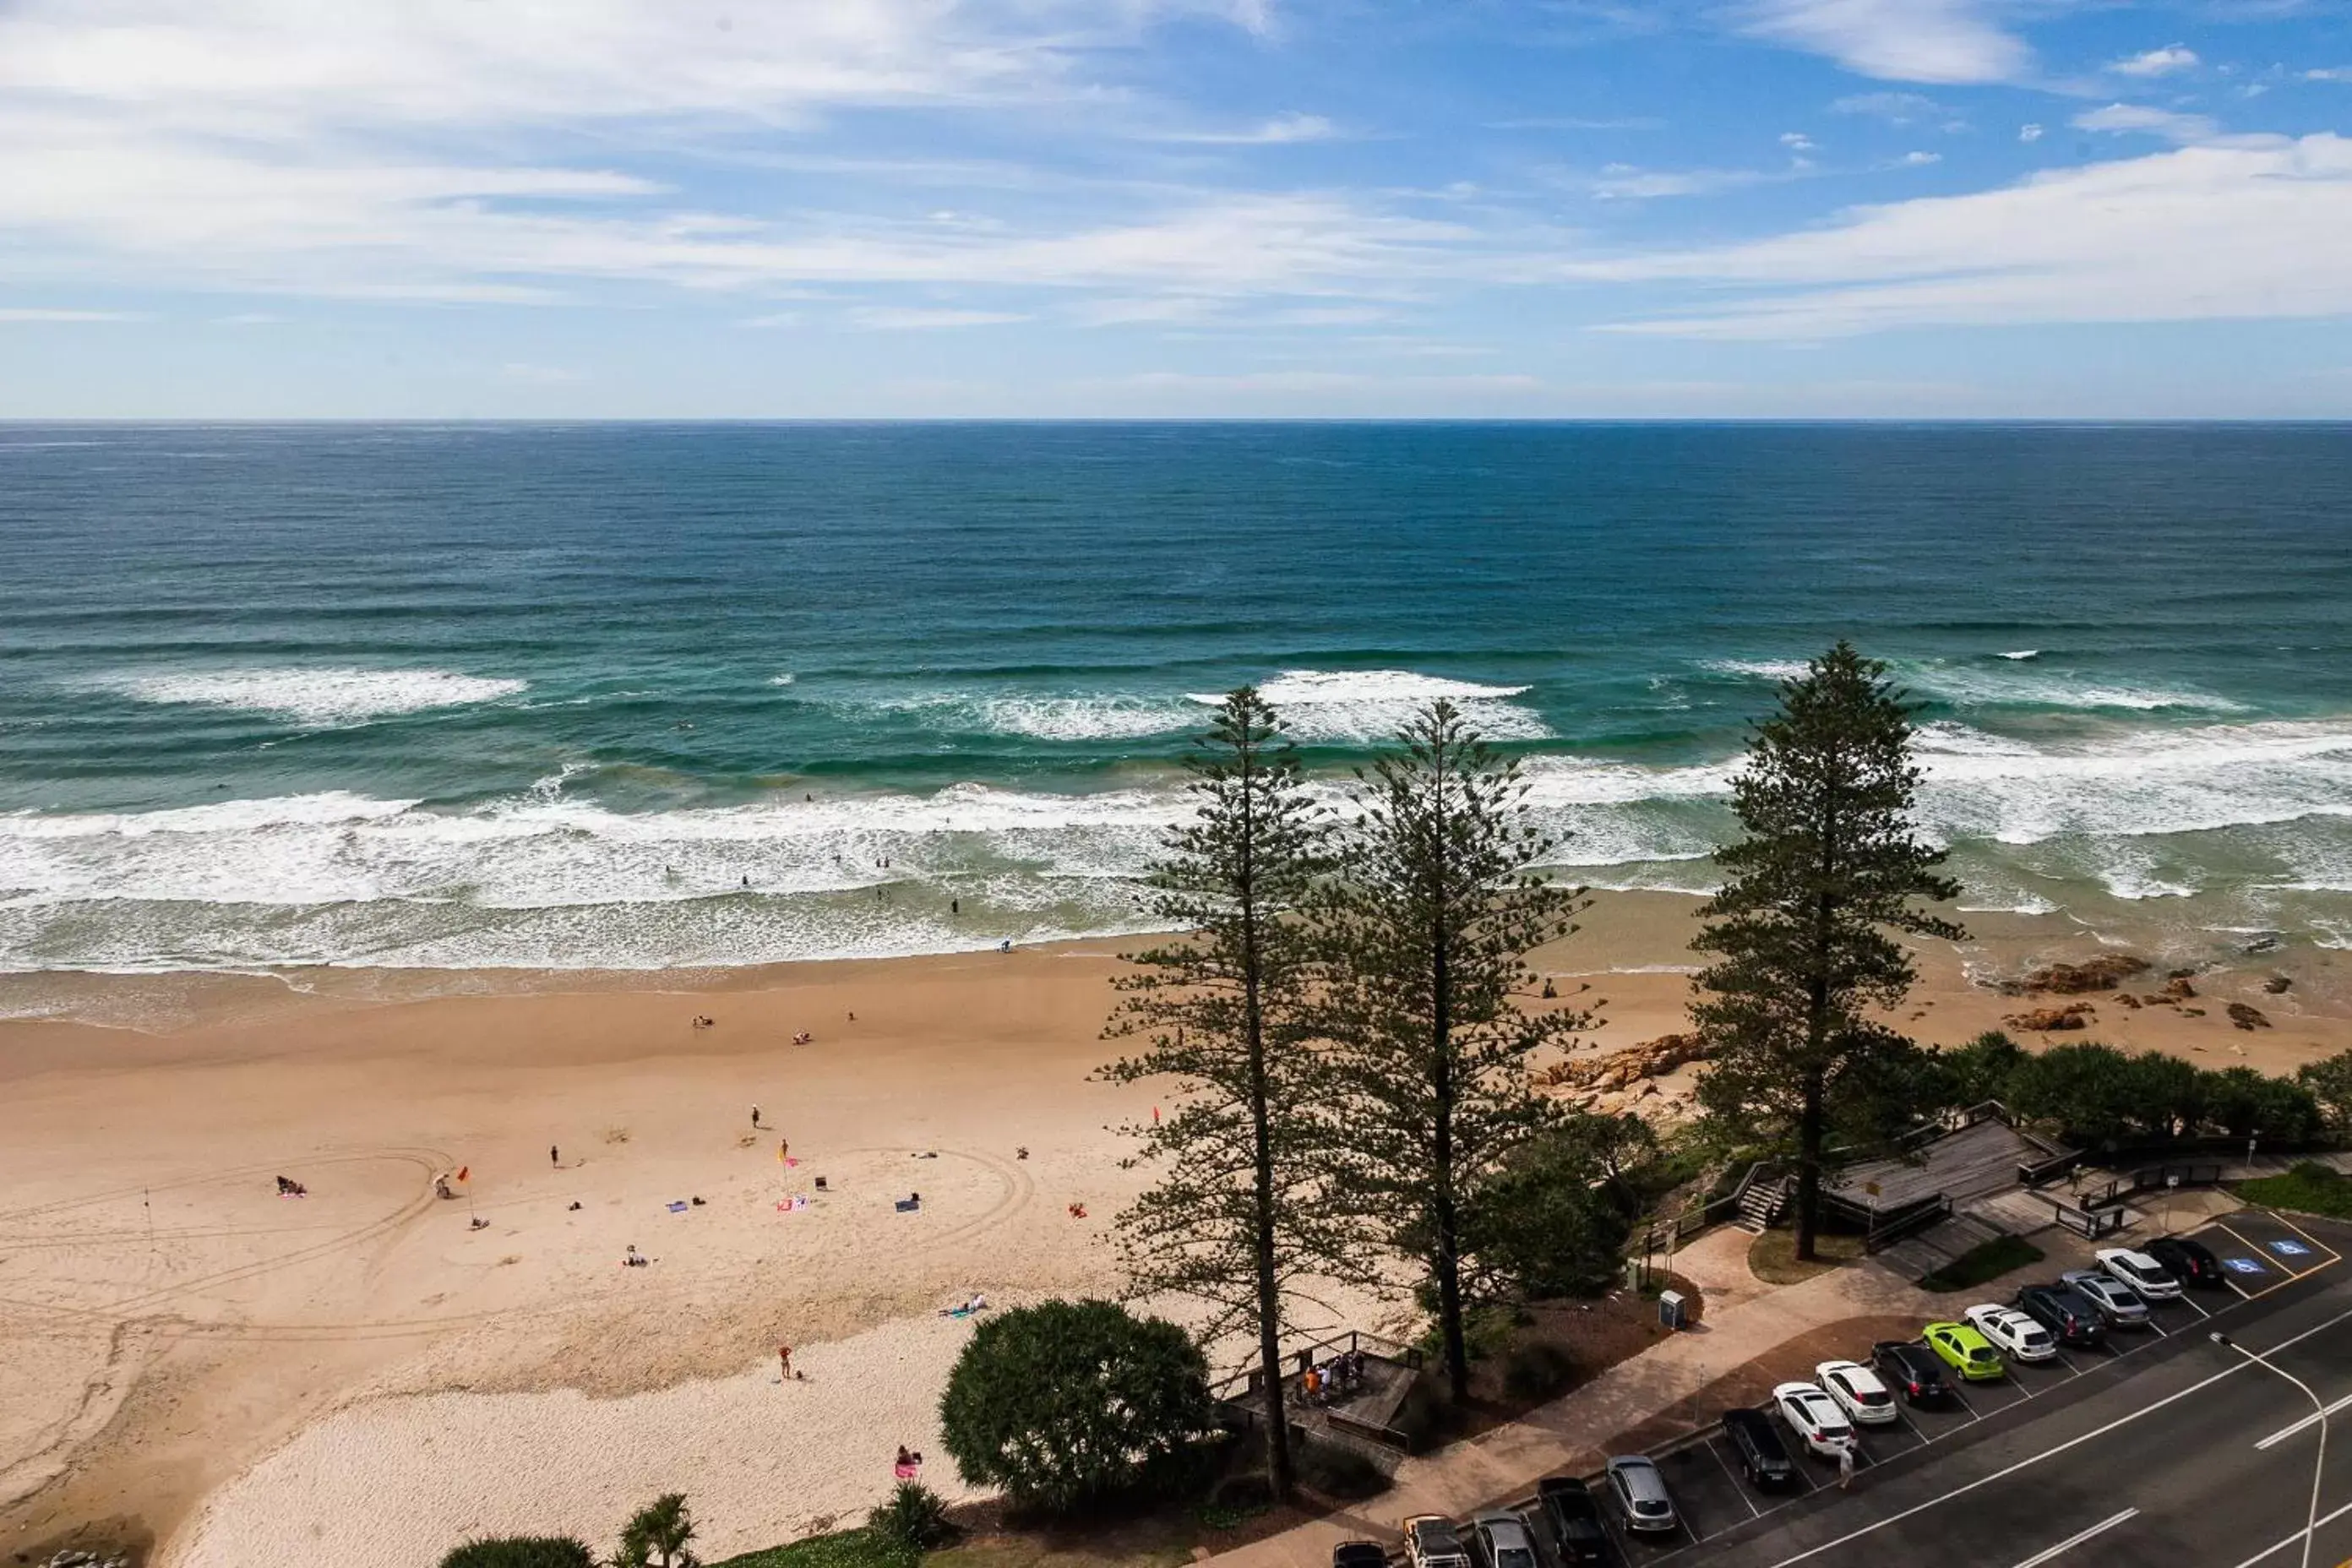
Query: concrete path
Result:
<box><xmin>1209</xmin><ymin>1244</ymin><xmax>1941</xmax><ymax>1568</ymax></box>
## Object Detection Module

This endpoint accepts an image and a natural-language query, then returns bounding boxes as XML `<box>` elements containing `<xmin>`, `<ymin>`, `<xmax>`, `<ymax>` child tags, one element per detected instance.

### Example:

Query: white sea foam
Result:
<box><xmin>1899</xmin><ymin>660</ymin><xmax>2242</xmax><ymax>713</ymax></box>
<box><xmin>90</xmin><ymin>667</ymin><xmax>528</xmax><ymax>725</ymax></box>
<box><xmin>1700</xmin><ymin>658</ymin><xmax>1810</xmax><ymax>681</ymax></box>
<box><xmin>1201</xmin><ymin>669</ymin><xmax>1553</xmax><ymax>743</ymax></box>
<box><xmin>769</xmin><ymin>672</ymin><xmax>797</xmax><ymax>687</ymax></box>
<box><xmin>1999</xmin><ymin>650</ymin><xmax>2041</xmax><ymax>661</ymax></box>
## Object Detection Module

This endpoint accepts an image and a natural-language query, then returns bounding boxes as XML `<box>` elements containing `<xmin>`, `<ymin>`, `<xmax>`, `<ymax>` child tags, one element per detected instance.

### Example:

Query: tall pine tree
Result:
<box><xmin>1100</xmin><ymin>689</ymin><xmax>1332</xmax><ymax>1499</ymax></box>
<box><xmin>1693</xmin><ymin>643</ymin><xmax>1963</xmax><ymax>1261</ymax></box>
<box><xmin>1320</xmin><ymin>700</ymin><xmax>1588</xmax><ymax>1402</ymax></box>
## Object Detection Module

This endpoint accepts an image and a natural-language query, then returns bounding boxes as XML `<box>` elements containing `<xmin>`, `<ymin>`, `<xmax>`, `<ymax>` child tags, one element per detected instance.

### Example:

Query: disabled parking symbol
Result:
<box><xmin>2269</xmin><ymin>1239</ymin><xmax>2314</xmax><ymax>1257</ymax></box>
<box><xmin>2224</xmin><ymin>1256</ymin><xmax>2268</xmax><ymax>1274</ymax></box>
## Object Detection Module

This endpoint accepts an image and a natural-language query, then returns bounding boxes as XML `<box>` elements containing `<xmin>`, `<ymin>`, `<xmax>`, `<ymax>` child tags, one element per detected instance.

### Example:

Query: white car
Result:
<box><xmin>1772</xmin><ymin>1380</ymin><xmax>1858</xmax><ymax>1457</ymax></box>
<box><xmin>1813</xmin><ymin>1359</ymin><xmax>1899</xmax><ymax>1425</ymax></box>
<box><xmin>1964</xmin><ymin>1304</ymin><xmax>2058</xmax><ymax>1363</ymax></box>
<box><xmin>2097</xmin><ymin>1248</ymin><xmax>2183</xmax><ymax>1300</ymax></box>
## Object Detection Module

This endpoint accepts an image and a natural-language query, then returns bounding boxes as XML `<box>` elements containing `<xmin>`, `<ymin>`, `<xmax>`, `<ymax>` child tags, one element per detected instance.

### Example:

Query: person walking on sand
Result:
<box><xmin>779</xmin><ymin>1344</ymin><xmax>792</xmax><ymax>1380</ymax></box>
<box><xmin>751</xmin><ymin>1105</ymin><xmax>761</xmax><ymax>1130</ymax></box>
<box><xmin>1837</xmin><ymin>1442</ymin><xmax>1856</xmax><ymax>1490</ymax></box>
<box><xmin>550</xmin><ymin>1144</ymin><xmax>559</xmax><ymax>1168</ymax></box>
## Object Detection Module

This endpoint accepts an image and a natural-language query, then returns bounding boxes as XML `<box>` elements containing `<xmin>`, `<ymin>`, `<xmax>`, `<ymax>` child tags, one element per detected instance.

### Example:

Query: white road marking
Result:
<box><xmin>1760</xmin><ymin>1295</ymin><xmax>2352</xmax><ymax>1568</ymax></box>
<box><xmin>2253</xmin><ymin>1391</ymin><xmax>2352</xmax><ymax>1451</ymax></box>
<box><xmin>1708</xmin><ymin>1440</ymin><xmax>1764</xmax><ymax>1520</ymax></box>
<box><xmin>2007</xmin><ymin>1508</ymin><xmax>2139</xmax><ymax>1568</ymax></box>
<box><xmin>2224</xmin><ymin>1494</ymin><xmax>2352</xmax><ymax>1568</ymax></box>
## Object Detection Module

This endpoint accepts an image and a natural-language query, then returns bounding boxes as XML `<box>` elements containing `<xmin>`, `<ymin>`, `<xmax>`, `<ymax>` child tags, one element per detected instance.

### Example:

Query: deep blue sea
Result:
<box><xmin>3</xmin><ymin>422</ymin><xmax>2349</xmax><ymax>983</ymax></box>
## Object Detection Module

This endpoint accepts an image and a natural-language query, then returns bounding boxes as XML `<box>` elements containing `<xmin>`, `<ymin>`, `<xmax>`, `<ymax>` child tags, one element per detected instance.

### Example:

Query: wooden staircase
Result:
<box><xmin>1735</xmin><ymin>1177</ymin><xmax>1789</xmax><ymax>1234</ymax></box>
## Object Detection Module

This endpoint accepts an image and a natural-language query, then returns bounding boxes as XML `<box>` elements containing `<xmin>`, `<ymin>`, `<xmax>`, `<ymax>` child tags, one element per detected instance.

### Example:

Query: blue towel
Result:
<box><xmin>667</xmin><ymin>1200</ymin><xmax>689</xmax><ymax>1212</ymax></box>
<box><xmin>895</xmin><ymin>1197</ymin><xmax>920</xmax><ymax>1212</ymax></box>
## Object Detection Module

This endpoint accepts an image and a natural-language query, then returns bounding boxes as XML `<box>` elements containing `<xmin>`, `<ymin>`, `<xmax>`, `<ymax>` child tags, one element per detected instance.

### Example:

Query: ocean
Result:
<box><xmin>3</xmin><ymin>421</ymin><xmax>2349</xmax><ymax>988</ymax></box>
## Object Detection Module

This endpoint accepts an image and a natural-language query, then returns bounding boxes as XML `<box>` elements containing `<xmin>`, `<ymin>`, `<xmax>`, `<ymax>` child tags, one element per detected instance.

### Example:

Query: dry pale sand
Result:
<box><xmin>2</xmin><ymin>890</ymin><xmax>2347</xmax><ymax>1567</ymax></box>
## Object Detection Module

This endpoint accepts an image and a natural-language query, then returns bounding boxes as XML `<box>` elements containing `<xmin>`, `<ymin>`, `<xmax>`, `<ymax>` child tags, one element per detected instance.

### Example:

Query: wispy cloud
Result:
<box><xmin>2074</xmin><ymin>102</ymin><xmax>2219</xmax><ymax>144</ymax></box>
<box><xmin>2306</xmin><ymin>68</ymin><xmax>2352</xmax><ymax>84</ymax></box>
<box><xmin>1831</xmin><ymin>91</ymin><xmax>1946</xmax><ymax>124</ymax></box>
<box><xmin>1485</xmin><ymin>116</ymin><xmax>1667</xmax><ymax>132</ymax></box>
<box><xmin>847</xmin><ymin>306</ymin><xmax>1030</xmax><ymax>329</ymax></box>
<box><xmin>1736</xmin><ymin>0</ymin><xmax>2030</xmax><ymax>85</ymax></box>
<box><xmin>1592</xmin><ymin>162</ymin><xmax>1778</xmax><ymax>199</ymax></box>
<box><xmin>1781</xmin><ymin>131</ymin><xmax>1817</xmax><ymax>151</ymax></box>
<box><xmin>1581</xmin><ymin>134</ymin><xmax>2352</xmax><ymax>340</ymax></box>
<box><xmin>2019</xmin><ymin>122</ymin><xmax>2045</xmax><ymax>143</ymax></box>
<box><xmin>0</xmin><ymin>306</ymin><xmax>137</xmax><ymax>321</ymax></box>
<box><xmin>2110</xmin><ymin>46</ymin><xmax>2201</xmax><ymax>79</ymax></box>
<box><xmin>1151</xmin><ymin>112</ymin><xmax>1338</xmax><ymax>144</ymax></box>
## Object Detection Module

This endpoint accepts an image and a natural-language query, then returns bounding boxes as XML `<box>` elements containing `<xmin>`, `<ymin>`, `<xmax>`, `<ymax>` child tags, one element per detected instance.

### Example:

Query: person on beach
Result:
<box><xmin>751</xmin><ymin>1105</ymin><xmax>761</xmax><ymax>1130</ymax></box>
<box><xmin>779</xmin><ymin>1345</ymin><xmax>792</xmax><ymax>1379</ymax></box>
<box><xmin>550</xmin><ymin>1144</ymin><xmax>559</xmax><ymax>1168</ymax></box>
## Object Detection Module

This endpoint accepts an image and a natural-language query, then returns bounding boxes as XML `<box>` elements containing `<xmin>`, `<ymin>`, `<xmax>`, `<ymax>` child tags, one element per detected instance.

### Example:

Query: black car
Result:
<box><xmin>1536</xmin><ymin>1475</ymin><xmax>1608</xmax><ymax>1566</ymax></box>
<box><xmin>2147</xmin><ymin>1234</ymin><xmax>2226</xmax><ymax>1290</ymax></box>
<box><xmin>1334</xmin><ymin>1544</ymin><xmax>1390</xmax><ymax>1568</ymax></box>
<box><xmin>1722</xmin><ymin>1406</ymin><xmax>1799</xmax><ymax>1489</ymax></box>
<box><xmin>2015</xmin><ymin>1283</ymin><xmax>2108</xmax><ymax>1349</ymax></box>
<box><xmin>1872</xmin><ymin>1339</ymin><xmax>1952</xmax><ymax>1405</ymax></box>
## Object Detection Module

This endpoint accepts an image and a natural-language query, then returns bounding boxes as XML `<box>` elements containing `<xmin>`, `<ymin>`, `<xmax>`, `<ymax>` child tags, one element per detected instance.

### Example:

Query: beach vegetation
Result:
<box><xmin>939</xmin><ymin>1298</ymin><xmax>1214</xmax><ymax>1514</ymax></box>
<box><xmin>1927</xmin><ymin>1037</ymin><xmax>2322</xmax><ymax>1150</ymax></box>
<box><xmin>1690</xmin><ymin>643</ymin><xmax>1963</xmax><ymax>1262</ymax></box>
<box><xmin>1468</xmin><ymin>1113</ymin><xmax>1647</xmax><ymax>1301</ymax></box>
<box><xmin>1315</xmin><ymin>699</ymin><xmax>1592</xmax><ymax>1402</ymax></box>
<box><xmin>868</xmin><ymin>1483</ymin><xmax>958</xmax><ymax>1554</ymax></box>
<box><xmin>708</xmin><ymin>1531</ymin><xmax>917</xmax><ymax>1568</ymax></box>
<box><xmin>2298</xmin><ymin>1049</ymin><xmax>2352</xmax><ymax>1135</ymax></box>
<box><xmin>1098</xmin><ymin>687</ymin><xmax>1335</xmax><ymax>1500</ymax></box>
<box><xmin>616</xmin><ymin>1493</ymin><xmax>701</xmax><ymax>1568</ymax></box>
<box><xmin>438</xmin><ymin>1539</ymin><xmax>598</xmax><ymax>1568</ymax></box>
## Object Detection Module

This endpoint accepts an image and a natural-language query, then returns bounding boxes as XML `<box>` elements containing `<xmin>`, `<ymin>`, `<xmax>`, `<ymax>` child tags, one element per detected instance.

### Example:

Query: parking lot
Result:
<box><xmin>1477</xmin><ymin>1213</ymin><xmax>2341</xmax><ymax>1568</ymax></box>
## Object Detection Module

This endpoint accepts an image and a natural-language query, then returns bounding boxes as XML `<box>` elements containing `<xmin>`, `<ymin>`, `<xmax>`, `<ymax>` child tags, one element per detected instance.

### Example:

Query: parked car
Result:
<box><xmin>1815</xmin><ymin>1359</ymin><xmax>1900</xmax><ymax>1424</ymax></box>
<box><xmin>1773</xmin><ymin>1380</ymin><xmax>1859</xmax><ymax>1456</ymax></box>
<box><xmin>1923</xmin><ymin>1320</ymin><xmax>2006</xmax><ymax>1381</ymax></box>
<box><xmin>1535</xmin><ymin>1476</ymin><xmax>1608</xmax><ymax>1566</ymax></box>
<box><xmin>1334</xmin><ymin>1544</ymin><xmax>1389</xmax><ymax>1568</ymax></box>
<box><xmin>1604</xmin><ymin>1456</ymin><xmax>1679</xmax><ymax>1534</ymax></box>
<box><xmin>2014</xmin><ymin>1283</ymin><xmax>2109</xmax><ymax>1349</ymax></box>
<box><xmin>1404</xmin><ymin>1516</ymin><xmax>1470</xmax><ymax>1568</ymax></box>
<box><xmin>1873</xmin><ymin>1339</ymin><xmax>1952</xmax><ymax>1405</ymax></box>
<box><xmin>1469</xmin><ymin>1512</ymin><xmax>1537</xmax><ymax>1568</ymax></box>
<box><xmin>1723</xmin><ymin>1407</ymin><xmax>1799</xmax><ymax>1489</ymax></box>
<box><xmin>2097</xmin><ymin>1247</ymin><xmax>2185</xmax><ymax>1300</ymax></box>
<box><xmin>2062</xmin><ymin>1268</ymin><xmax>2153</xmax><ymax>1329</ymax></box>
<box><xmin>2147</xmin><ymin>1234</ymin><xmax>2227</xmax><ymax>1289</ymax></box>
<box><xmin>1964</xmin><ymin>1304</ymin><xmax>2058</xmax><ymax>1362</ymax></box>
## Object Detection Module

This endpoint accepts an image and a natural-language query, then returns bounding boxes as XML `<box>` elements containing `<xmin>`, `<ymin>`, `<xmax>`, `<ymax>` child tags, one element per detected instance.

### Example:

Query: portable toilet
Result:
<box><xmin>1658</xmin><ymin>1289</ymin><xmax>1688</xmax><ymax>1331</ymax></box>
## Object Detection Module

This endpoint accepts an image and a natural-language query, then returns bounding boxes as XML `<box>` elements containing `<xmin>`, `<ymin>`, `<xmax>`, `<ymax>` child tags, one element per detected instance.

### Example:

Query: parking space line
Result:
<box><xmin>2268</xmin><ymin>1211</ymin><xmax>2345</xmax><ymax>1268</ymax></box>
<box><xmin>1706</xmin><ymin>1440</ymin><xmax>1763</xmax><ymax>1520</ymax></box>
<box><xmin>2176</xmin><ymin>1293</ymin><xmax>2213</xmax><ymax>1320</ymax></box>
<box><xmin>2209</xmin><ymin>1219</ymin><xmax>2289</xmax><ymax>1300</ymax></box>
<box><xmin>2008</xmin><ymin>1508</ymin><xmax>2139</xmax><ymax>1568</ymax></box>
<box><xmin>1895</xmin><ymin>1407</ymin><xmax>1931</xmax><ymax>1446</ymax></box>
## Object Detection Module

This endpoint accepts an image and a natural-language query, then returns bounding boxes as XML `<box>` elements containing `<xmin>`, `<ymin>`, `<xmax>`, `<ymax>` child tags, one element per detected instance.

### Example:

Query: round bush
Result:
<box><xmin>439</xmin><ymin>1538</ymin><xmax>597</xmax><ymax>1568</ymax></box>
<box><xmin>939</xmin><ymin>1298</ymin><xmax>1212</xmax><ymax>1513</ymax></box>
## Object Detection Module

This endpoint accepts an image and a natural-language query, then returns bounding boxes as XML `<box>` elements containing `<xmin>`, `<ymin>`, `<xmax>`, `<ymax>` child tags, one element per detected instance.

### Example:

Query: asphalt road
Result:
<box><xmin>1688</xmin><ymin>1217</ymin><xmax>2352</xmax><ymax>1568</ymax></box>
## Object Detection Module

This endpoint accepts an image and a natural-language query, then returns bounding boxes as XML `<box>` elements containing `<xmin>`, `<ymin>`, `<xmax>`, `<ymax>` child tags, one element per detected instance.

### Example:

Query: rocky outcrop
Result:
<box><xmin>1534</xmin><ymin>1031</ymin><xmax>1711</xmax><ymax>1094</ymax></box>
<box><xmin>2005</xmin><ymin>1003</ymin><xmax>2096</xmax><ymax>1032</ymax></box>
<box><xmin>1995</xmin><ymin>956</ymin><xmax>2151</xmax><ymax>996</ymax></box>
<box><xmin>2163</xmin><ymin>976</ymin><xmax>2197</xmax><ymax>1001</ymax></box>
<box><xmin>2115</xmin><ymin>992</ymin><xmax>2142</xmax><ymax>1009</ymax></box>
<box><xmin>2264</xmin><ymin>976</ymin><xmax>2294</xmax><ymax>995</ymax></box>
<box><xmin>2229</xmin><ymin>1002</ymin><xmax>2273</xmax><ymax>1031</ymax></box>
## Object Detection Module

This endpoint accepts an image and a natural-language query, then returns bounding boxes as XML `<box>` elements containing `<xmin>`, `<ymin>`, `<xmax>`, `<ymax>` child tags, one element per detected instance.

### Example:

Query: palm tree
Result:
<box><xmin>614</xmin><ymin>1494</ymin><xmax>698</xmax><ymax>1568</ymax></box>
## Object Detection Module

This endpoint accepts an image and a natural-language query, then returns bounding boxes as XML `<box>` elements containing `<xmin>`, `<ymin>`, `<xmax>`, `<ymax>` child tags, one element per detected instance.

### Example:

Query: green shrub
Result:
<box><xmin>2236</xmin><ymin>1164</ymin><xmax>2352</xmax><ymax>1218</ymax></box>
<box><xmin>1919</xmin><ymin>1234</ymin><xmax>2044</xmax><ymax>1293</ymax></box>
<box><xmin>1500</xmin><ymin>1341</ymin><xmax>1575</xmax><ymax>1402</ymax></box>
<box><xmin>709</xmin><ymin>1529</ymin><xmax>916</xmax><ymax>1568</ymax></box>
<box><xmin>865</xmin><ymin>1484</ymin><xmax>956</xmax><ymax>1554</ymax></box>
<box><xmin>1294</xmin><ymin>1440</ymin><xmax>1391</xmax><ymax>1501</ymax></box>
<box><xmin>439</xmin><ymin>1539</ymin><xmax>597</xmax><ymax>1568</ymax></box>
<box><xmin>938</xmin><ymin>1298</ymin><xmax>1212</xmax><ymax>1514</ymax></box>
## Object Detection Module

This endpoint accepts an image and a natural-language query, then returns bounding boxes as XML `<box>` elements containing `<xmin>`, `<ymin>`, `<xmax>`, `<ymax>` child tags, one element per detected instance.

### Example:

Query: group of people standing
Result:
<box><xmin>1300</xmin><ymin>1348</ymin><xmax>1369</xmax><ymax>1405</ymax></box>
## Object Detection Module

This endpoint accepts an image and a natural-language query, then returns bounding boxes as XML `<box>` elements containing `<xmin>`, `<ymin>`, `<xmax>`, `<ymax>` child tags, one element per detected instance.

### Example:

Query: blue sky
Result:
<box><xmin>3</xmin><ymin>0</ymin><xmax>2351</xmax><ymax>417</ymax></box>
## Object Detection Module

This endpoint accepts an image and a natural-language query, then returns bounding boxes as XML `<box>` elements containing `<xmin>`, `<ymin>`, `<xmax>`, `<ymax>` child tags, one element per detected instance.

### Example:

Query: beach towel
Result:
<box><xmin>894</xmin><ymin>1196</ymin><xmax>920</xmax><ymax>1212</ymax></box>
<box><xmin>667</xmin><ymin>1200</ymin><xmax>689</xmax><ymax>1213</ymax></box>
<box><xmin>776</xmin><ymin>1195</ymin><xmax>809</xmax><ymax>1213</ymax></box>
<box><xmin>894</xmin><ymin>1462</ymin><xmax>920</xmax><ymax>1479</ymax></box>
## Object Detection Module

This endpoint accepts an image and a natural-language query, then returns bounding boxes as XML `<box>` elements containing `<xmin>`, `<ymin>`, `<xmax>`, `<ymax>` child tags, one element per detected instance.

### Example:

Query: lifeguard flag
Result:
<box><xmin>456</xmin><ymin>1166</ymin><xmax>470</xmax><ymax>1182</ymax></box>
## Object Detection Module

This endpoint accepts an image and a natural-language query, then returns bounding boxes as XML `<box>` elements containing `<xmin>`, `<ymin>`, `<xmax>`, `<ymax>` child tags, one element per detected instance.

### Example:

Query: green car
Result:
<box><xmin>1923</xmin><ymin>1320</ymin><xmax>2005</xmax><ymax>1381</ymax></box>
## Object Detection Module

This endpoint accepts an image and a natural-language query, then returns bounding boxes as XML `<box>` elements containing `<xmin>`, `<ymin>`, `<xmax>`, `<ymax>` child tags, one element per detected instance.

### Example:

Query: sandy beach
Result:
<box><xmin>5</xmin><ymin>891</ymin><xmax>2349</xmax><ymax>1567</ymax></box>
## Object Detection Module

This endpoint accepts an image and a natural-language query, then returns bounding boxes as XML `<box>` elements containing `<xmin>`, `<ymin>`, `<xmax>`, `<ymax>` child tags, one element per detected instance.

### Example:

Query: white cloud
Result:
<box><xmin>1738</xmin><ymin>0</ymin><xmax>2030</xmax><ymax>85</ymax></box>
<box><xmin>2306</xmin><ymin>68</ymin><xmax>2352</xmax><ymax>84</ymax></box>
<box><xmin>1780</xmin><ymin>131</ymin><xmax>1817</xmax><ymax>151</ymax></box>
<box><xmin>1592</xmin><ymin>163</ymin><xmax>1775</xmax><ymax>199</ymax></box>
<box><xmin>847</xmin><ymin>306</ymin><xmax>1029</xmax><ymax>329</ymax></box>
<box><xmin>2074</xmin><ymin>102</ymin><xmax>2219</xmax><ymax>144</ymax></box>
<box><xmin>2111</xmin><ymin>46</ymin><xmax>2200</xmax><ymax>79</ymax></box>
<box><xmin>738</xmin><ymin>312</ymin><xmax>803</xmax><ymax>329</ymax></box>
<box><xmin>1152</xmin><ymin>112</ymin><xmax>1338</xmax><ymax>144</ymax></box>
<box><xmin>0</xmin><ymin>306</ymin><xmax>137</xmax><ymax>321</ymax></box>
<box><xmin>1898</xmin><ymin>150</ymin><xmax>1941</xmax><ymax>166</ymax></box>
<box><xmin>1578</xmin><ymin>135</ymin><xmax>2352</xmax><ymax>340</ymax></box>
<box><xmin>2019</xmin><ymin>122</ymin><xmax>2044</xmax><ymax>143</ymax></box>
<box><xmin>1831</xmin><ymin>91</ymin><xmax>1944</xmax><ymax>123</ymax></box>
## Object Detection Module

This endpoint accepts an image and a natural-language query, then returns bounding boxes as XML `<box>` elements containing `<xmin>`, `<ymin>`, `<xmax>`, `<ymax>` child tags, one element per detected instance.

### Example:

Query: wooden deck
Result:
<box><xmin>1830</xmin><ymin>1119</ymin><xmax>2044</xmax><ymax>1214</ymax></box>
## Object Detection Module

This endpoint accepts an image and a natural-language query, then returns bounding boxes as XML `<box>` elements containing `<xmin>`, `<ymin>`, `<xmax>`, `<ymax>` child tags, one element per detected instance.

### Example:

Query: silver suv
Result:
<box><xmin>2062</xmin><ymin>1268</ymin><xmax>2152</xmax><ymax>1328</ymax></box>
<box><xmin>1468</xmin><ymin>1511</ymin><xmax>1537</xmax><ymax>1568</ymax></box>
<box><xmin>1604</xmin><ymin>1456</ymin><xmax>1678</xmax><ymax>1535</ymax></box>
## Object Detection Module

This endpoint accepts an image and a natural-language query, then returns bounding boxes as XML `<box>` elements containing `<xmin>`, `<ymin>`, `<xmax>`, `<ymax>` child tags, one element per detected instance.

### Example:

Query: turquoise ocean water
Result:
<box><xmin>2</xmin><ymin>422</ymin><xmax>2349</xmax><ymax>983</ymax></box>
